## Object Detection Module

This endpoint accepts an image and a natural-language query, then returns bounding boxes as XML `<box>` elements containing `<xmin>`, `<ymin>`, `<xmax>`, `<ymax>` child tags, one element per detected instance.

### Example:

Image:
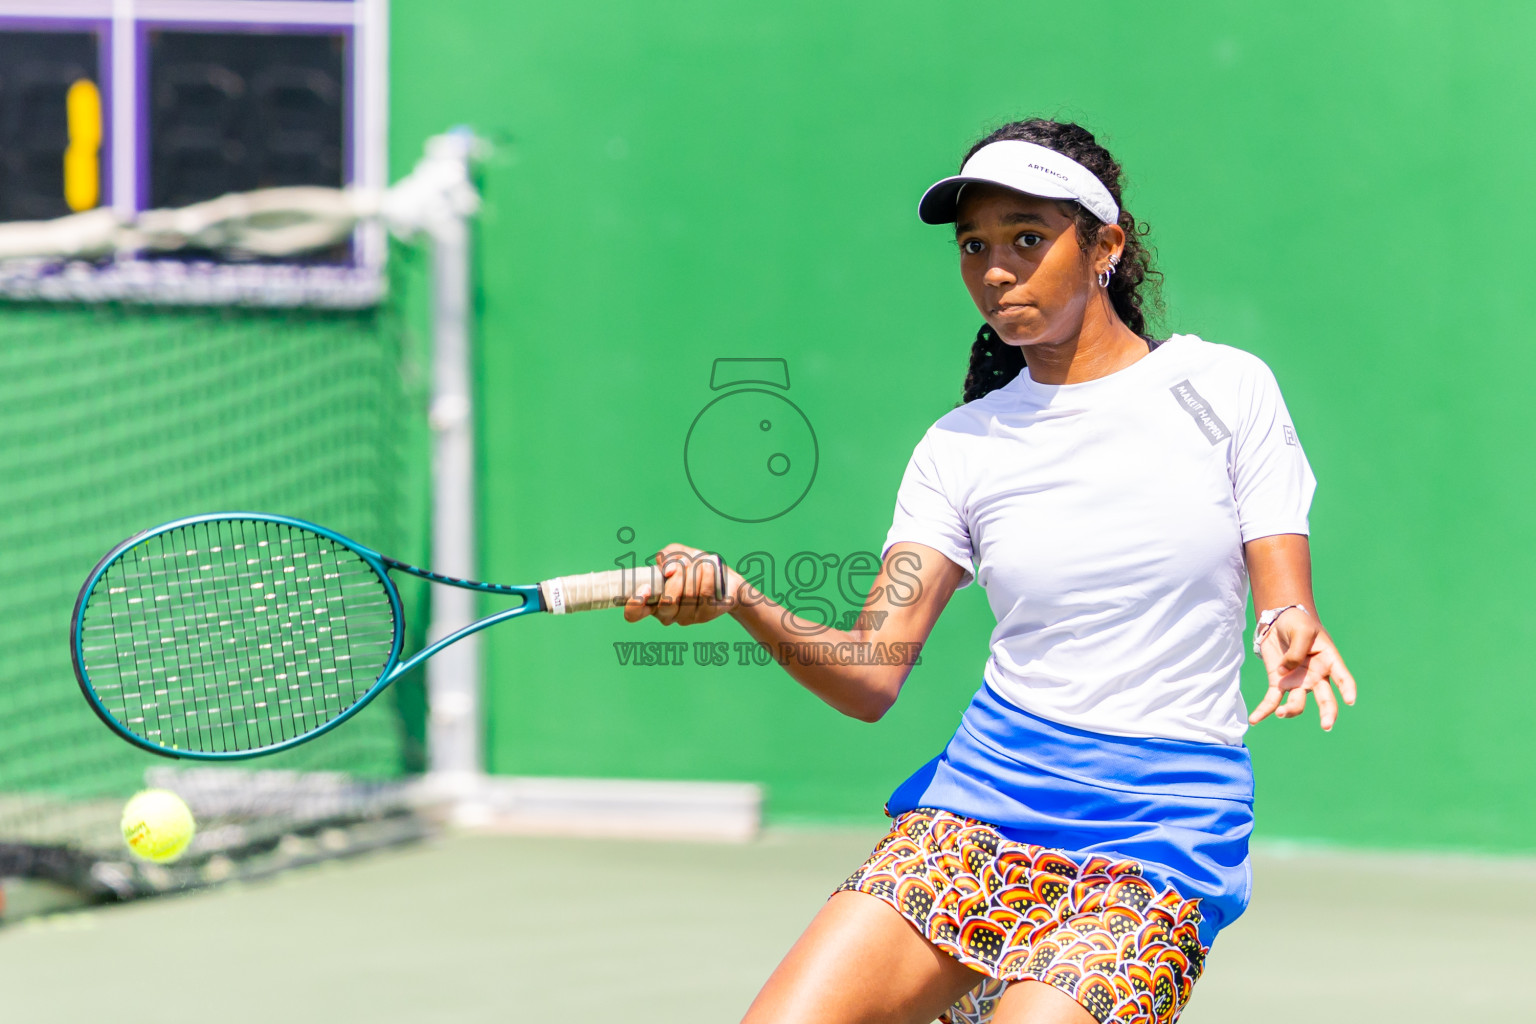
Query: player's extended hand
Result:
<box><xmin>1248</xmin><ymin>608</ymin><xmax>1357</xmax><ymax>731</ymax></box>
<box><xmin>622</xmin><ymin>543</ymin><xmax>739</xmax><ymax>627</ymax></box>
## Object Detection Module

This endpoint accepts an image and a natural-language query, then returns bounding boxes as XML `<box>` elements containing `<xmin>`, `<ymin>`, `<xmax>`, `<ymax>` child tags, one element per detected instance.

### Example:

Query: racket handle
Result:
<box><xmin>540</xmin><ymin>565</ymin><xmax>669</xmax><ymax>614</ymax></box>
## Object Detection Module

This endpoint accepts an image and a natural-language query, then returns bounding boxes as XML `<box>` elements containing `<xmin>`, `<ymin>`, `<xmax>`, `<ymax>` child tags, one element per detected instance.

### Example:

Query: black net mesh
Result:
<box><xmin>0</xmin><ymin>296</ymin><xmax>429</xmax><ymax>891</ymax></box>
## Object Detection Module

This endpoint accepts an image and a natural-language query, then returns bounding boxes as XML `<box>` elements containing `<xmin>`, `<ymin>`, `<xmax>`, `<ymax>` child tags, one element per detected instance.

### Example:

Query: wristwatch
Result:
<box><xmin>1253</xmin><ymin>604</ymin><xmax>1308</xmax><ymax>654</ymax></box>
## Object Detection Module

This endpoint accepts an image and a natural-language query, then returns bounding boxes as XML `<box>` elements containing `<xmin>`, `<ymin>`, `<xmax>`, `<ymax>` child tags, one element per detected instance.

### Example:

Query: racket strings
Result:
<box><xmin>79</xmin><ymin>519</ymin><xmax>397</xmax><ymax>753</ymax></box>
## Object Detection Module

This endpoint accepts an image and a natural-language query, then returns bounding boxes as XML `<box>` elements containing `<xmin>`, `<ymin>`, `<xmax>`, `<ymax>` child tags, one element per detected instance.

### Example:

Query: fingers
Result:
<box><xmin>1251</xmin><ymin>610</ymin><xmax>1357</xmax><ymax>730</ymax></box>
<box><xmin>634</xmin><ymin>544</ymin><xmax>732</xmax><ymax>627</ymax></box>
<box><xmin>696</xmin><ymin>552</ymin><xmax>722</xmax><ymax>606</ymax></box>
<box><xmin>1323</xmin><ymin>637</ymin><xmax>1357</xmax><ymax>707</ymax></box>
<box><xmin>1288</xmin><ymin>630</ymin><xmax>1355</xmax><ymax>730</ymax></box>
<box><xmin>620</xmin><ymin>544</ymin><xmax>697</xmax><ymax>625</ymax></box>
<box><xmin>1250</xmin><ymin>671</ymin><xmax>1327</xmax><ymax>728</ymax></box>
<box><xmin>1253</xmin><ymin>631</ymin><xmax>1358</xmax><ymax>731</ymax></box>
<box><xmin>1248</xmin><ymin>682</ymin><xmax>1284</xmax><ymax>725</ymax></box>
<box><xmin>1303</xmin><ymin>633</ymin><xmax>1354</xmax><ymax>730</ymax></box>
<box><xmin>1335</xmin><ymin>661</ymin><xmax>1357</xmax><ymax>706</ymax></box>
<box><xmin>622</xmin><ymin>584</ymin><xmax>654</xmax><ymax>623</ymax></box>
<box><xmin>1252</xmin><ymin>605</ymin><xmax>1366</xmax><ymax>730</ymax></box>
<box><xmin>1277</xmin><ymin>617</ymin><xmax>1316</xmax><ymax>677</ymax></box>
<box><xmin>1255</xmin><ymin>629</ymin><xmax>1303</xmax><ymax>721</ymax></box>
<box><xmin>1304</xmin><ymin>657</ymin><xmax>1338</xmax><ymax>731</ymax></box>
<box><xmin>653</xmin><ymin>551</ymin><xmax>687</xmax><ymax>626</ymax></box>
<box><xmin>1278</xmin><ymin>682</ymin><xmax>1309</xmax><ymax>720</ymax></box>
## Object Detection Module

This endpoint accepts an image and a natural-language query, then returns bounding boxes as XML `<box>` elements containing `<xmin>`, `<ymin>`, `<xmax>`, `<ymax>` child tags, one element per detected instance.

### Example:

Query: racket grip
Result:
<box><xmin>540</xmin><ymin>565</ymin><xmax>669</xmax><ymax>614</ymax></box>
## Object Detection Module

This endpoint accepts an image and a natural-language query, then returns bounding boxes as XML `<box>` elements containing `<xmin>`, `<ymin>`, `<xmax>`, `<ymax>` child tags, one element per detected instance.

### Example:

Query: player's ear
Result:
<box><xmin>1094</xmin><ymin>222</ymin><xmax>1126</xmax><ymax>270</ymax></box>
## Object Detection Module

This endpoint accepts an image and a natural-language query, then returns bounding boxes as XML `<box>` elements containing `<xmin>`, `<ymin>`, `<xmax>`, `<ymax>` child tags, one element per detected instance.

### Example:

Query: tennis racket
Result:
<box><xmin>71</xmin><ymin>512</ymin><xmax>679</xmax><ymax>760</ymax></box>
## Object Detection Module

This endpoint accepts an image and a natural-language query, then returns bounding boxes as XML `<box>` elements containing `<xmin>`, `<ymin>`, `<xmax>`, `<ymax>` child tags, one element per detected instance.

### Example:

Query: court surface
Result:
<box><xmin>2</xmin><ymin>827</ymin><xmax>1528</xmax><ymax>1022</ymax></box>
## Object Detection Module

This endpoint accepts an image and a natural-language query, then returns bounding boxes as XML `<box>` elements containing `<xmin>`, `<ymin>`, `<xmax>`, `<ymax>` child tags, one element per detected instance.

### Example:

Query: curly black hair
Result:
<box><xmin>959</xmin><ymin>119</ymin><xmax>1164</xmax><ymax>404</ymax></box>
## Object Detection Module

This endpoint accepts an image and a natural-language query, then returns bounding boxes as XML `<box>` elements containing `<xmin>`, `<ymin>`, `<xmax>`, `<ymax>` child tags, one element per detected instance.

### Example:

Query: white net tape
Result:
<box><xmin>0</xmin><ymin>259</ymin><xmax>387</xmax><ymax>308</ymax></box>
<box><xmin>0</xmin><ymin>131</ymin><xmax>481</xmax><ymax>308</ymax></box>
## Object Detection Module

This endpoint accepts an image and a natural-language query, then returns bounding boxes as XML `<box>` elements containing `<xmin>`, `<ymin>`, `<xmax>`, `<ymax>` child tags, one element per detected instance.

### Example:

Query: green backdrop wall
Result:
<box><xmin>390</xmin><ymin>1</ymin><xmax>1536</xmax><ymax>851</ymax></box>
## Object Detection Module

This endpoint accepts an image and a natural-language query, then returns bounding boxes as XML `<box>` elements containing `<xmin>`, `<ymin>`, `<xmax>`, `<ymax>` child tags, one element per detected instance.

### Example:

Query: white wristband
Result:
<box><xmin>1253</xmin><ymin>604</ymin><xmax>1308</xmax><ymax>655</ymax></box>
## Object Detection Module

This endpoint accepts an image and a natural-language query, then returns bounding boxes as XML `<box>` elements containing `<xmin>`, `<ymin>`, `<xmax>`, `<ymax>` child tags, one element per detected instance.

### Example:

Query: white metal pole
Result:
<box><xmin>355</xmin><ymin>0</ymin><xmax>390</xmax><ymax>273</ymax></box>
<box><xmin>422</xmin><ymin>131</ymin><xmax>484</xmax><ymax>807</ymax></box>
<box><xmin>111</xmin><ymin>0</ymin><xmax>137</xmax><ymax>219</ymax></box>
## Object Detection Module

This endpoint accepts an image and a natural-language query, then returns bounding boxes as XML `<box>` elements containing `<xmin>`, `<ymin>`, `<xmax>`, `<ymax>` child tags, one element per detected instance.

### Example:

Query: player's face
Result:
<box><xmin>954</xmin><ymin>186</ymin><xmax>1093</xmax><ymax>350</ymax></box>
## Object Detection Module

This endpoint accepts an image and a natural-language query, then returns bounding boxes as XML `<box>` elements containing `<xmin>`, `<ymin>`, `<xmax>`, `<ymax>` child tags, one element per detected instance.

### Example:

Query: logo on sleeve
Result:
<box><xmin>1168</xmin><ymin>380</ymin><xmax>1232</xmax><ymax>444</ymax></box>
<box><xmin>1283</xmin><ymin>425</ymin><xmax>1298</xmax><ymax>446</ymax></box>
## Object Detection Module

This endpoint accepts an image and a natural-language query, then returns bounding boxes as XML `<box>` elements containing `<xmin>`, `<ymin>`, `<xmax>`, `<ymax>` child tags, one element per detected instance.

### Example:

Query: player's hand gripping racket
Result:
<box><xmin>71</xmin><ymin>512</ymin><xmax>676</xmax><ymax>759</ymax></box>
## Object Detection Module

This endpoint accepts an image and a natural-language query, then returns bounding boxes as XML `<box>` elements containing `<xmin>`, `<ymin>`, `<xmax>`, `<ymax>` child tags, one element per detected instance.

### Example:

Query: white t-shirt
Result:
<box><xmin>884</xmin><ymin>335</ymin><xmax>1315</xmax><ymax>746</ymax></box>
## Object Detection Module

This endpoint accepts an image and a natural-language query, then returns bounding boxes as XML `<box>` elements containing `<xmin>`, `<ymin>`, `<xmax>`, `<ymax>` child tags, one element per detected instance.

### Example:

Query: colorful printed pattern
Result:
<box><xmin>836</xmin><ymin>809</ymin><xmax>1208</xmax><ymax>1024</ymax></box>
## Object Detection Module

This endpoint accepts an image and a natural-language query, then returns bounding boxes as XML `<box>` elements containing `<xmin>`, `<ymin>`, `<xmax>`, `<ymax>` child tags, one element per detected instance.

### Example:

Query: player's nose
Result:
<box><xmin>984</xmin><ymin>265</ymin><xmax>1016</xmax><ymax>287</ymax></box>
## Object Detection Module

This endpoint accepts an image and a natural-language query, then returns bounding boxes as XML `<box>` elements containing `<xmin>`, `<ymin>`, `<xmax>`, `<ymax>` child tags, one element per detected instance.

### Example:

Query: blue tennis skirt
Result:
<box><xmin>886</xmin><ymin>682</ymin><xmax>1254</xmax><ymax>948</ymax></box>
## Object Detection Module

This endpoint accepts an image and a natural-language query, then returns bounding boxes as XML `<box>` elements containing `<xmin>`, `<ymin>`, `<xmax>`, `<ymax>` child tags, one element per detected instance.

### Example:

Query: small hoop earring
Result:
<box><xmin>1098</xmin><ymin>251</ymin><xmax>1122</xmax><ymax>288</ymax></box>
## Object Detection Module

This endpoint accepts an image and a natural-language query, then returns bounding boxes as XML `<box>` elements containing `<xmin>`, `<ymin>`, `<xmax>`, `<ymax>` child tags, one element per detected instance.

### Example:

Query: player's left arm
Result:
<box><xmin>1244</xmin><ymin>533</ymin><xmax>1357</xmax><ymax>730</ymax></box>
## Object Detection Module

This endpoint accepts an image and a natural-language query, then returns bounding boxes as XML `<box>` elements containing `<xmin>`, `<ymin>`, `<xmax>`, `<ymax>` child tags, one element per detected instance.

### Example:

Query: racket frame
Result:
<box><xmin>71</xmin><ymin>511</ymin><xmax>546</xmax><ymax>761</ymax></box>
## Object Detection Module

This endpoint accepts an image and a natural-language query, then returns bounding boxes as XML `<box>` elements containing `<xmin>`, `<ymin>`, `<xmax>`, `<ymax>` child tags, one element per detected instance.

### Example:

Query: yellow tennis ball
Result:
<box><xmin>121</xmin><ymin>789</ymin><xmax>196</xmax><ymax>863</ymax></box>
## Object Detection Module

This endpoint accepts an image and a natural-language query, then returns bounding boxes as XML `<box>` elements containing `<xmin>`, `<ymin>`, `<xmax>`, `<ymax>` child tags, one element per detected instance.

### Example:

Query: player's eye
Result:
<box><xmin>959</xmin><ymin>238</ymin><xmax>985</xmax><ymax>255</ymax></box>
<box><xmin>1016</xmin><ymin>233</ymin><xmax>1043</xmax><ymax>248</ymax></box>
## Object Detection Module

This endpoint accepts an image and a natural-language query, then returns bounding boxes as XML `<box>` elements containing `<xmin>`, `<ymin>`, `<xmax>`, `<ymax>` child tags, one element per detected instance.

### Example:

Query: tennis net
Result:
<box><xmin>0</xmin><ymin>287</ymin><xmax>435</xmax><ymax>917</ymax></box>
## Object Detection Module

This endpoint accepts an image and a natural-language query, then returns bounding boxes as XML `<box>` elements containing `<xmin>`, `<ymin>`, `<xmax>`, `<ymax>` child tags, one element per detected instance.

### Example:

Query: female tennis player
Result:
<box><xmin>625</xmin><ymin>118</ymin><xmax>1356</xmax><ymax>1024</ymax></box>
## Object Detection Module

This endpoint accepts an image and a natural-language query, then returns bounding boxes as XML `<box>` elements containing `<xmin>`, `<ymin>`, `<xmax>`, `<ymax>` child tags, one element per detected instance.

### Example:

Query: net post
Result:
<box><xmin>111</xmin><ymin>0</ymin><xmax>137</xmax><ymax>220</ymax></box>
<box><xmin>422</xmin><ymin>130</ymin><xmax>488</xmax><ymax>813</ymax></box>
<box><xmin>355</xmin><ymin>0</ymin><xmax>390</xmax><ymax>272</ymax></box>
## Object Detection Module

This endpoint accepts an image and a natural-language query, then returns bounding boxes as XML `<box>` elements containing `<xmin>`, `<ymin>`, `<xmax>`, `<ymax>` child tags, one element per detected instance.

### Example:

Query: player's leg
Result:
<box><xmin>741</xmin><ymin>890</ymin><xmax>985</xmax><ymax>1024</ymax></box>
<box><xmin>990</xmin><ymin>979</ymin><xmax>1097</xmax><ymax>1024</ymax></box>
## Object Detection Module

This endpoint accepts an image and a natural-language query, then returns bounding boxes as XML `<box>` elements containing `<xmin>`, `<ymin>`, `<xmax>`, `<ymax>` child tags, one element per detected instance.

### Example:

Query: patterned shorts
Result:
<box><xmin>836</xmin><ymin>808</ymin><xmax>1209</xmax><ymax>1024</ymax></box>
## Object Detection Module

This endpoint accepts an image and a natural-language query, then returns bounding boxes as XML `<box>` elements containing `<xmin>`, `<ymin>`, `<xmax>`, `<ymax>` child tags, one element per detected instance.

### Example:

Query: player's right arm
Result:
<box><xmin>622</xmin><ymin>541</ymin><xmax>966</xmax><ymax>722</ymax></box>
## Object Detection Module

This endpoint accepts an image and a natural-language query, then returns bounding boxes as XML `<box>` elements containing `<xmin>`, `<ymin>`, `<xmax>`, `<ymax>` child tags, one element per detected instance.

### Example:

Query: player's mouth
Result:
<box><xmin>991</xmin><ymin>302</ymin><xmax>1033</xmax><ymax>317</ymax></box>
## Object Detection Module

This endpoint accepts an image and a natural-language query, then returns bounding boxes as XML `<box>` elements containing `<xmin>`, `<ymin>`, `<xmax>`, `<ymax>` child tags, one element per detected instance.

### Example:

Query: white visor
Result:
<box><xmin>918</xmin><ymin>140</ymin><xmax>1120</xmax><ymax>226</ymax></box>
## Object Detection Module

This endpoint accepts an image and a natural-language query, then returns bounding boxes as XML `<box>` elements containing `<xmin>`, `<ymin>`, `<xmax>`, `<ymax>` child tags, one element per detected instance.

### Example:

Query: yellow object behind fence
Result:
<box><xmin>64</xmin><ymin>79</ymin><xmax>102</xmax><ymax>212</ymax></box>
